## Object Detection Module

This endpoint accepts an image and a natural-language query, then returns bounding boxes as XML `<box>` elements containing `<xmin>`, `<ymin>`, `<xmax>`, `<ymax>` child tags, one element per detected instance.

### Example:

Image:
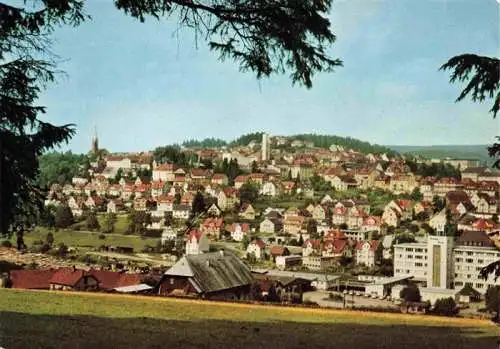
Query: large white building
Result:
<box><xmin>261</xmin><ymin>133</ymin><xmax>270</xmax><ymax>161</ymax></box>
<box><xmin>394</xmin><ymin>231</ymin><xmax>500</xmax><ymax>294</ymax></box>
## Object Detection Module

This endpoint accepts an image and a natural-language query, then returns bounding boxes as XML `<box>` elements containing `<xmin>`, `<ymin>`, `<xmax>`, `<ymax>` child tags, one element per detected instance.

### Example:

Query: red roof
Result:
<box><xmin>229</xmin><ymin>223</ymin><xmax>250</xmax><ymax>233</ymax></box>
<box><xmin>234</xmin><ymin>175</ymin><xmax>248</xmax><ymax>183</ymax></box>
<box><xmin>49</xmin><ymin>268</ymin><xmax>89</xmax><ymax>287</ymax></box>
<box><xmin>324</xmin><ymin>239</ymin><xmax>347</xmax><ymax>254</ymax></box>
<box><xmin>472</xmin><ymin>218</ymin><xmax>497</xmax><ymax>231</ymax></box>
<box><xmin>187</xmin><ymin>230</ymin><xmax>204</xmax><ymax>242</ymax></box>
<box><xmin>251</xmin><ymin>239</ymin><xmax>266</xmax><ymax>249</ymax></box>
<box><xmin>396</xmin><ymin>199</ymin><xmax>412</xmax><ymax>209</ymax></box>
<box><xmin>270</xmin><ymin>246</ymin><xmax>287</xmax><ymax>256</ymax></box>
<box><xmin>363</xmin><ymin>216</ymin><xmax>381</xmax><ymax>226</ymax></box>
<box><xmin>155</xmin><ymin>163</ymin><xmax>175</xmax><ymax>171</ymax></box>
<box><xmin>324</xmin><ymin>229</ymin><xmax>345</xmax><ymax>240</ymax></box>
<box><xmin>304</xmin><ymin>239</ymin><xmax>321</xmax><ymax>249</ymax></box>
<box><xmin>151</xmin><ymin>181</ymin><xmax>165</xmax><ymax>189</ymax></box>
<box><xmin>10</xmin><ymin>269</ymin><xmax>56</xmax><ymax>289</ymax></box>
<box><xmin>202</xmin><ymin>218</ymin><xmax>224</xmax><ymax>229</ymax></box>
<box><xmin>89</xmin><ymin>269</ymin><xmax>122</xmax><ymax>290</ymax></box>
<box><xmin>116</xmin><ymin>273</ymin><xmax>143</xmax><ymax>288</ymax></box>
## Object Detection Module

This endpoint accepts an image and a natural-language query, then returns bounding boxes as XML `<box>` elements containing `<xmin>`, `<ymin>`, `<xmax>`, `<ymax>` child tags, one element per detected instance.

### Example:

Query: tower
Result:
<box><xmin>426</xmin><ymin>234</ymin><xmax>454</xmax><ymax>289</ymax></box>
<box><xmin>261</xmin><ymin>133</ymin><xmax>270</xmax><ymax>161</ymax></box>
<box><xmin>91</xmin><ymin>125</ymin><xmax>99</xmax><ymax>154</ymax></box>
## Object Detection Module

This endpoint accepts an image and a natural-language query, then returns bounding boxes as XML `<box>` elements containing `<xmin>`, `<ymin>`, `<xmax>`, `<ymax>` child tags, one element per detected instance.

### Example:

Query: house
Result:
<box><xmin>49</xmin><ymin>267</ymin><xmax>99</xmax><ymax>291</ymax></box>
<box><xmin>302</xmin><ymin>239</ymin><xmax>321</xmax><ymax>257</ymax></box>
<box><xmin>229</xmin><ymin>223</ymin><xmax>250</xmax><ymax>242</ymax></box>
<box><xmin>234</xmin><ymin>175</ymin><xmax>248</xmax><ymax>189</ymax></box>
<box><xmin>311</xmin><ymin>205</ymin><xmax>327</xmax><ymax>222</ymax></box>
<box><xmin>247</xmin><ymin>239</ymin><xmax>267</xmax><ymax>260</ymax></box>
<box><xmin>161</xmin><ymin>226</ymin><xmax>177</xmax><ymax>244</ymax></box>
<box><xmin>9</xmin><ymin>269</ymin><xmax>56</xmax><ymax>290</ymax></box>
<box><xmin>107</xmin><ymin>199</ymin><xmax>124</xmax><ymax>213</ymax></box>
<box><xmin>260</xmin><ymin>217</ymin><xmax>283</xmax><ymax>234</ymax></box>
<box><xmin>269</xmin><ymin>246</ymin><xmax>290</xmax><ymax>261</ymax></box>
<box><xmin>382</xmin><ymin>207</ymin><xmax>400</xmax><ymax>227</ymax></box>
<box><xmin>151</xmin><ymin>181</ymin><xmax>166</xmax><ymax>198</ymax></box>
<box><xmin>322</xmin><ymin>239</ymin><xmax>351</xmax><ymax>258</ymax></box>
<box><xmin>211</xmin><ymin>173</ymin><xmax>229</xmax><ymax>186</ymax></box>
<box><xmin>85</xmin><ymin>196</ymin><xmax>104</xmax><ymax>211</ymax></box>
<box><xmin>261</xmin><ymin>181</ymin><xmax>279</xmax><ymax>197</ymax></box>
<box><xmin>200</xmin><ymin>218</ymin><xmax>224</xmax><ymax>240</ymax></box>
<box><xmin>206</xmin><ymin>203</ymin><xmax>222</xmax><ymax>217</ymax></box>
<box><xmin>355</xmin><ymin>240</ymin><xmax>381</xmax><ymax>267</ymax></box>
<box><xmin>158</xmin><ymin>251</ymin><xmax>254</xmax><ymax>300</ymax></box>
<box><xmin>361</xmin><ymin>216</ymin><xmax>382</xmax><ymax>233</ymax></box>
<box><xmin>172</xmin><ymin>204</ymin><xmax>191</xmax><ymax>220</ymax></box>
<box><xmin>185</xmin><ymin>230</ymin><xmax>210</xmax><ymax>256</ymax></box>
<box><xmin>217</xmin><ymin>188</ymin><xmax>239</xmax><ymax>211</ymax></box>
<box><xmin>283</xmin><ymin>215</ymin><xmax>305</xmax><ymax>236</ymax></box>
<box><xmin>239</xmin><ymin>204</ymin><xmax>256</xmax><ymax>220</ymax></box>
<box><xmin>152</xmin><ymin>163</ymin><xmax>176</xmax><ymax>182</ymax></box>
<box><xmin>88</xmin><ymin>270</ymin><xmax>143</xmax><ymax>291</ymax></box>
<box><xmin>461</xmin><ymin>166</ymin><xmax>490</xmax><ymax>182</ymax></box>
<box><xmin>429</xmin><ymin>209</ymin><xmax>447</xmax><ymax>233</ymax></box>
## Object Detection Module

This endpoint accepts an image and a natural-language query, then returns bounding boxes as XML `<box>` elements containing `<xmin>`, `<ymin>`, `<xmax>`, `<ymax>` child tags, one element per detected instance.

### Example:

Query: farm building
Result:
<box><xmin>157</xmin><ymin>251</ymin><xmax>254</xmax><ymax>300</ymax></box>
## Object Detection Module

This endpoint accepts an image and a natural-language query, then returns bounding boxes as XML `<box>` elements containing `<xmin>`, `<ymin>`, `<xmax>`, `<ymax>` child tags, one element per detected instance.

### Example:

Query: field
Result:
<box><xmin>388</xmin><ymin>145</ymin><xmax>491</xmax><ymax>165</ymax></box>
<box><xmin>0</xmin><ymin>290</ymin><xmax>498</xmax><ymax>349</ymax></box>
<box><xmin>6</xmin><ymin>227</ymin><xmax>159</xmax><ymax>251</ymax></box>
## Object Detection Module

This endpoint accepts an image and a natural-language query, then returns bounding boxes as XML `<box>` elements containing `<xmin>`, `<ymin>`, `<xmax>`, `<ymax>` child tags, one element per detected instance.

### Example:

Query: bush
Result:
<box><xmin>432</xmin><ymin>297</ymin><xmax>459</xmax><ymax>316</ymax></box>
<box><xmin>1</xmin><ymin>240</ymin><xmax>12</xmax><ymax>248</ymax></box>
<box><xmin>400</xmin><ymin>284</ymin><xmax>421</xmax><ymax>302</ymax></box>
<box><xmin>39</xmin><ymin>243</ymin><xmax>51</xmax><ymax>253</ymax></box>
<box><xmin>98</xmin><ymin>234</ymin><xmax>106</xmax><ymax>240</ymax></box>
<box><xmin>32</xmin><ymin>239</ymin><xmax>44</xmax><ymax>246</ymax></box>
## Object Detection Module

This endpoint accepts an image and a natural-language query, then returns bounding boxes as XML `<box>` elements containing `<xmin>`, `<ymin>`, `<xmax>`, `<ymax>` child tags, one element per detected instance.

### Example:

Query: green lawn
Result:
<box><xmin>0</xmin><ymin>290</ymin><xmax>498</xmax><ymax>349</ymax></box>
<box><xmin>8</xmin><ymin>227</ymin><xmax>159</xmax><ymax>251</ymax></box>
<box><xmin>96</xmin><ymin>213</ymin><xmax>129</xmax><ymax>234</ymax></box>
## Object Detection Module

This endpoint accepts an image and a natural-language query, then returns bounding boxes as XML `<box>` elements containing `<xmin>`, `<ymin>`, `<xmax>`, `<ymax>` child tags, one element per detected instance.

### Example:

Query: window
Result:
<box><xmin>455</xmin><ymin>258</ymin><xmax>462</xmax><ymax>263</ymax></box>
<box><xmin>466</xmin><ymin>258</ymin><xmax>473</xmax><ymax>263</ymax></box>
<box><xmin>455</xmin><ymin>282</ymin><xmax>463</xmax><ymax>286</ymax></box>
<box><xmin>415</xmin><ymin>248</ymin><xmax>423</xmax><ymax>253</ymax></box>
<box><xmin>478</xmin><ymin>259</ymin><xmax>484</xmax><ymax>264</ymax></box>
<box><xmin>406</xmin><ymin>248</ymin><xmax>413</xmax><ymax>252</ymax></box>
<box><xmin>476</xmin><ymin>283</ymin><xmax>484</xmax><ymax>289</ymax></box>
<box><xmin>170</xmin><ymin>278</ymin><xmax>174</xmax><ymax>285</ymax></box>
<box><xmin>408</xmin><ymin>255</ymin><xmax>413</xmax><ymax>259</ymax></box>
<box><xmin>467</xmin><ymin>252</ymin><xmax>473</xmax><ymax>256</ymax></box>
<box><xmin>415</xmin><ymin>262</ymin><xmax>423</xmax><ymax>267</ymax></box>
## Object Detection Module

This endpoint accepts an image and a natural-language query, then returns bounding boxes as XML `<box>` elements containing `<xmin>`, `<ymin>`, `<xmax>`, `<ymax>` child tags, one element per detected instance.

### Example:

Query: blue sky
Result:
<box><xmin>37</xmin><ymin>0</ymin><xmax>499</xmax><ymax>153</ymax></box>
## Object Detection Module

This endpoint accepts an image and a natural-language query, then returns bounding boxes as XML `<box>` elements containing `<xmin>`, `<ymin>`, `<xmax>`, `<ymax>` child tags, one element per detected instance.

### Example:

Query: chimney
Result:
<box><xmin>72</xmin><ymin>265</ymin><xmax>77</xmax><ymax>272</ymax></box>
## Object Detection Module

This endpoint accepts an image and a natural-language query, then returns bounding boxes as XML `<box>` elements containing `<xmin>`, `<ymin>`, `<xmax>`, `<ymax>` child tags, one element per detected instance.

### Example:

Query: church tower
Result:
<box><xmin>91</xmin><ymin>126</ymin><xmax>99</xmax><ymax>154</ymax></box>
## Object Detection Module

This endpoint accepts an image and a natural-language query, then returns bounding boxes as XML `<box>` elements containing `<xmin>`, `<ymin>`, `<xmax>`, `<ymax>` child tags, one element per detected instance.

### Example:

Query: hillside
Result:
<box><xmin>389</xmin><ymin>145</ymin><xmax>492</xmax><ymax>165</ymax></box>
<box><xmin>0</xmin><ymin>290</ymin><xmax>498</xmax><ymax>349</ymax></box>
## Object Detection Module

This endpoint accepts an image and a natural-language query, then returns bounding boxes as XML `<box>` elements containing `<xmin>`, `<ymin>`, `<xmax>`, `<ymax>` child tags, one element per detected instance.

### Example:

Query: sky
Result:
<box><xmin>34</xmin><ymin>0</ymin><xmax>500</xmax><ymax>153</ymax></box>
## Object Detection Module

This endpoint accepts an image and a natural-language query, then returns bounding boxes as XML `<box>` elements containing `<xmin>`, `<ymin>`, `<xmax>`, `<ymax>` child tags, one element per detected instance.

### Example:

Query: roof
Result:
<box><xmin>456</xmin><ymin>230</ymin><xmax>494</xmax><ymax>247</ymax></box>
<box><xmin>10</xmin><ymin>269</ymin><xmax>56</xmax><ymax>289</ymax></box>
<box><xmin>89</xmin><ymin>269</ymin><xmax>122</xmax><ymax>290</ymax></box>
<box><xmin>165</xmin><ymin>252</ymin><xmax>254</xmax><ymax>294</ymax></box>
<box><xmin>49</xmin><ymin>268</ymin><xmax>89</xmax><ymax>287</ymax></box>
<box><xmin>355</xmin><ymin>240</ymin><xmax>380</xmax><ymax>251</ymax></box>
<box><xmin>114</xmin><ymin>284</ymin><xmax>153</xmax><ymax>293</ymax></box>
<box><xmin>251</xmin><ymin>239</ymin><xmax>266</xmax><ymax>249</ymax></box>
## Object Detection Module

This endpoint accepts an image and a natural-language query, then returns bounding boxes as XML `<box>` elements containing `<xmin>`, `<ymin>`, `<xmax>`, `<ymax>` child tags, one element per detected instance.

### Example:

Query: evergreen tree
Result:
<box><xmin>191</xmin><ymin>191</ymin><xmax>206</xmax><ymax>216</ymax></box>
<box><xmin>85</xmin><ymin>211</ymin><xmax>100</xmax><ymax>231</ymax></box>
<box><xmin>54</xmin><ymin>205</ymin><xmax>74</xmax><ymax>229</ymax></box>
<box><xmin>102</xmin><ymin>212</ymin><xmax>117</xmax><ymax>234</ymax></box>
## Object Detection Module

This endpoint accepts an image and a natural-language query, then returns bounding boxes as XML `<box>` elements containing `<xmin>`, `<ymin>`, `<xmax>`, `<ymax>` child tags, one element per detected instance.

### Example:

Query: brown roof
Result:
<box><xmin>49</xmin><ymin>268</ymin><xmax>89</xmax><ymax>287</ymax></box>
<box><xmin>10</xmin><ymin>269</ymin><xmax>56</xmax><ymax>290</ymax></box>
<box><xmin>456</xmin><ymin>230</ymin><xmax>494</xmax><ymax>247</ymax></box>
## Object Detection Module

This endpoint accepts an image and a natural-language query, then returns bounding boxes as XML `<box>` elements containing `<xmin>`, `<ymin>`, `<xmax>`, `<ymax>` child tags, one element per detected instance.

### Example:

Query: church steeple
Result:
<box><xmin>91</xmin><ymin>125</ymin><xmax>99</xmax><ymax>154</ymax></box>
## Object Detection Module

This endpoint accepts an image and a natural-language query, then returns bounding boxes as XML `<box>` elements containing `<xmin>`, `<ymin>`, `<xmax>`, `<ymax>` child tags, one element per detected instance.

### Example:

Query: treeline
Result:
<box><xmin>152</xmin><ymin>145</ymin><xmax>197</xmax><ymax>166</ymax></box>
<box><xmin>293</xmin><ymin>133</ymin><xmax>396</xmax><ymax>155</ymax></box>
<box><xmin>38</xmin><ymin>152</ymin><xmax>89</xmax><ymax>189</ymax></box>
<box><xmin>405</xmin><ymin>160</ymin><xmax>461</xmax><ymax>179</ymax></box>
<box><xmin>182</xmin><ymin>138</ymin><xmax>228</xmax><ymax>148</ymax></box>
<box><xmin>229</xmin><ymin>132</ymin><xmax>264</xmax><ymax>147</ymax></box>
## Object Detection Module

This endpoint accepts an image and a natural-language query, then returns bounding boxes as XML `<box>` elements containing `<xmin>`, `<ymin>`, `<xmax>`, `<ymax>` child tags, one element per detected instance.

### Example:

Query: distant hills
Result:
<box><xmin>388</xmin><ymin>144</ymin><xmax>492</xmax><ymax>165</ymax></box>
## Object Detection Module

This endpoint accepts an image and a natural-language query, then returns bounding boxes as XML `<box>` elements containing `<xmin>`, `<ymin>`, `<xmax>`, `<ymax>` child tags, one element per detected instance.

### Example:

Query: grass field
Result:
<box><xmin>0</xmin><ymin>290</ymin><xmax>498</xmax><ymax>349</ymax></box>
<box><xmin>6</xmin><ymin>227</ymin><xmax>159</xmax><ymax>251</ymax></box>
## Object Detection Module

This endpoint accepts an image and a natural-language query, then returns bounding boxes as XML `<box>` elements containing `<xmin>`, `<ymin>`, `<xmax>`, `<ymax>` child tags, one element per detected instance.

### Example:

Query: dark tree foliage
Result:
<box><xmin>405</xmin><ymin>160</ymin><xmax>461</xmax><ymax>179</ymax></box>
<box><xmin>485</xmin><ymin>286</ymin><xmax>500</xmax><ymax>322</ymax></box>
<box><xmin>85</xmin><ymin>211</ymin><xmax>100</xmax><ymax>231</ymax></box>
<box><xmin>153</xmin><ymin>145</ymin><xmax>192</xmax><ymax>166</ymax></box>
<box><xmin>306</xmin><ymin>219</ymin><xmax>317</xmax><ymax>237</ymax></box>
<box><xmin>432</xmin><ymin>297</ymin><xmax>459</xmax><ymax>317</ymax></box>
<box><xmin>440</xmin><ymin>54</ymin><xmax>499</xmax><ymax>118</ymax></box>
<box><xmin>54</xmin><ymin>205</ymin><xmax>74</xmax><ymax>229</ymax></box>
<box><xmin>229</xmin><ymin>132</ymin><xmax>265</xmax><ymax>147</ymax></box>
<box><xmin>191</xmin><ymin>191</ymin><xmax>206</xmax><ymax>215</ymax></box>
<box><xmin>239</xmin><ymin>182</ymin><xmax>259</xmax><ymax>204</ymax></box>
<box><xmin>0</xmin><ymin>1</ymin><xmax>86</xmax><ymax>237</ymax></box>
<box><xmin>400</xmin><ymin>284</ymin><xmax>421</xmax><ymax>302</ymax></box>
<box><xmin>182</xmin><ymin>138</ymin><xmax>227</xmax><ymax>148</ymax></box>
<box><xmin>38</xmin><ymin>152</ymin><xmax>88</xmax><ymax>189</ymax></box>
<box><xmin>442</xmin><ymin>54</ymin><xmax>500</xmax><ymax>279</ymax></box>
<box><xmin>293</xmin><ymin>133</ymin><xmax>395</xmax><ymax>155</ymax></box>
<box><xmin>127</xmin><ymin>209</ymin><xmax>149</xmax><ymax>234</ymax></box>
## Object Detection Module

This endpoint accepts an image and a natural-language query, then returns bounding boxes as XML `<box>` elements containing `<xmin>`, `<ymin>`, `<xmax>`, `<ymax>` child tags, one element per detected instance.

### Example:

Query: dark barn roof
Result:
<box><xmin>165</xmin><ymin>252</ymin><xmax>254</xmax><ymax>294</ymax></box>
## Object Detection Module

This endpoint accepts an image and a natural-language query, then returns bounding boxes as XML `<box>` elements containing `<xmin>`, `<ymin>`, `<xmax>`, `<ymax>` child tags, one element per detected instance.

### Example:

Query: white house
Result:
<box><xmin>229</xmin><ymin>223</ymin><xmax>250</xmax><ymax>242</ymax></box>
<box><xmin>246</xmin><ymin>239</ymin><xmax>267</xmax><ymax>260</ymax></box>
<box><xmin>429</xmin><ymin>209</ymin><xmax>447</xmax><ymax>234</ymax></box>
<box><xmin>355</xmin><ymin>240</ymin><xmax>381</xmax><ymax>267</ymax></box>
<box><xmin>185</xmin><ymin>230</ymin><xmax>210</xmax><ymax>256</ymax></box>
<box><xmin>161</xmin><ymin>227</ymin><xmax>177</xmax><ymax>244</ymax></box>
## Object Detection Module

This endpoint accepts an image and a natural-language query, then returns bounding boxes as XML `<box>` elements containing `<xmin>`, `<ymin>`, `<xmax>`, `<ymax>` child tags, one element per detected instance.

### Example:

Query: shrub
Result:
<box><xmin>400</xmin><ymin>284</ymin><xmax>421</xmax><ymax>302</ymax></box>
<box><xmin>39</xmin><ymin>243</ymin><xmax>51</xmax><ymax>253</ymax></box>
<box><xmin>98</xmin><ymin>234</ymin><xmax>106</xmax><ymax>240</ymax></box>
<box><xmin>1</xmin><ymin>240</ymin><xmax>12</xmax><ymax>248</ymax></box>
<box><xmin>432</xmin><ymin>297</ymin><xmax>459</xmax><ymax>316</ymax></box>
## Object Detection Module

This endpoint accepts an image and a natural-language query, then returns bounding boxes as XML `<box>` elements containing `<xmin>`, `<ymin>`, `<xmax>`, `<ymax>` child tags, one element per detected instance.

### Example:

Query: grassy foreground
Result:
<box><xmin>0</xmin><ymin>290</ymin><xmax>498</xmax><ymax>349</ymax></box>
